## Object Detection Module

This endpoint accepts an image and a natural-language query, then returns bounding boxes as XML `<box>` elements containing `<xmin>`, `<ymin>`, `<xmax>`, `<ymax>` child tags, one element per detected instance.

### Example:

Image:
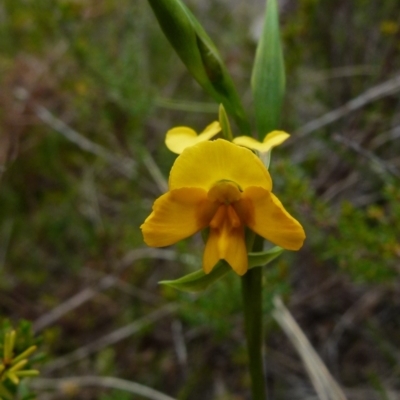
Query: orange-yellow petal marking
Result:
<box><xmin>204</xmin><ymin>206</ymin><xmax>247</xmax><ymax>275</ymax></box>
<box><xmin>233</xmin><ymin>130</ymin><xmax>290</xmax><ymax>153</ymax></box>
<box><xmin>141</xmin><ymin>139</ymin><xmax>305</xmax><ymax>276</ymax></box>
<box><xmin>165</xmin><ymin>121</ymin><xmax>221</xmax><ymax>154</ymax></box>
<box><xmin>204</xmin><ymin>180</ymin><xmax>248</xmax><ymax>275</ymax></box>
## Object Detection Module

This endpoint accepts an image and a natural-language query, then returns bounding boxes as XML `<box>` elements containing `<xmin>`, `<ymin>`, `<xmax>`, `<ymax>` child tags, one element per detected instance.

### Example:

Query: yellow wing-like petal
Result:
<box><xmin>169</xmin><ymin>139</ymin><xmax>272</xmax><ymax>191</ymax></box>
<box><xmin>165</xmin><ymin>121</ymin><xmax>221</xmax><ymax>154</ymax></box>
<box><xmin>241</xmin><ymin>187</ymin><xmax>305</xmax><ymax>250</ymax></box>
<box><xmin>233</xmin><ymin>130</ymin><xmax>290</xmax><ymax>153</ymax></box>
<box><xmin>262</xmin><ymin>130</ymin><xmax>290</xmax><ymax>148</ymax></box>
<box><xmin>141</xmin><ymin>187</ymin><xmax>215</xmax><ymax>247</ymax></box>
<box><xmin>233</xmin><ymin>136</ymin><xmax>266</xmax><ymax>152</ymax></box>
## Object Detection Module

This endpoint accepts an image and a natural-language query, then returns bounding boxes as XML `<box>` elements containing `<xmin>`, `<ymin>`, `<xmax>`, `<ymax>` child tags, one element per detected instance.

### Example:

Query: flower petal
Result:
<box><xmin>203</xmin><ymin>207</ymin><xmax>248</xmax><ymax>275</ymax></box>
<box><xmin>240</xmin><ymin>187</ymin><xmax>305</xmax><ymax>250</ymax></box>
<box><xmin>233</xmin><ymin>130</ymin><xmax>290</xmax><ymax>153</ymax></box>
<box><xmin>263</xmin><ymin>130</ymin><xmax>290</xmax><ymax>148</ymax></box>
<box><xmin>165</xmin><ymin>121</ymin><xmax>221</xmax><ymax>154</ymax></box>
<box><xmin>169</xmin><ymin>139</ymin><xmax>272</xmax><ymax>191</ymax></box>
<box><xmin>141</xmin><ymin>187</ymin><xmax>215</xmax><ymax>247</ymax></box>
<box><xmin>222</xmin><ymin>226</ymin><xmax>248</xmax><ymax>275</ymax></box>
<box><xmin>232</xmin><ymin>135</ymin><xmax>266</xmax><ymax>152</ymax></box>
<box><xmin>203</xmin><ymin>228</ymin><xmax>220</xmax><ymax>274</ymax></box>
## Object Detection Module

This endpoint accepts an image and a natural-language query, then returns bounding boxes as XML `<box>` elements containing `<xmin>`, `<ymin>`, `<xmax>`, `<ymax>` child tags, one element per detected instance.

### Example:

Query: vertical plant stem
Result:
<box><xmin>242</xmin><ymin>235</ymin><xmax>266</xmax><ymax>400</ymax></box>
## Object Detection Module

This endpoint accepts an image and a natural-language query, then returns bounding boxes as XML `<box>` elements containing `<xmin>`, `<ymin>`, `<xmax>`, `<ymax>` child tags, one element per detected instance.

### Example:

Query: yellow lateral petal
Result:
<box><xmin>233</xmin><ymin>136</ymin><xmax>266</xmax><ymax>152</ymax></box>
<box><xmin>200</xmin><ymin>121</ymin><xmax>221</xmax><ymax>138</ymax></box>
<box><xmin>165</xmin><ymin>121</ymin><xmax>221</xmax><ymax>154</ymax></box>
<box><xmin>165</xmin><ymin>127</ymin><xmax>197</xmax><ymax>155</ymax></box>
<box><xmin>170</xmin><ymin>139</ymin><xmax>272</xmax><ymax>191</ymax></box>
<box><xmin>242</xmin><ymin>187</ymin><xmax>305</xmax><ymax>250</ymax></box>
<box><xmin>141</xmin><ymin>187</ymin><xmax>215</xmax><ymax>247</ymax></box>
<box><xmin>262</xmin><ymin>130</ymin><xmax>290</xmax><ymax>149</ymax></box>
<box><xmin>233</xmin><ymin>130</ymin><xmax>290</xmax><ymax>153</ymax></box>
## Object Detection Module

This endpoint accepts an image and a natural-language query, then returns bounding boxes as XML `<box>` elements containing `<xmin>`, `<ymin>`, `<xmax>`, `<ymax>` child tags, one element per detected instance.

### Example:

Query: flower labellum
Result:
<box><xmin>141</xmin><ymin>139</ymin><xmax>305</xmax><ymax>275</ymax></box>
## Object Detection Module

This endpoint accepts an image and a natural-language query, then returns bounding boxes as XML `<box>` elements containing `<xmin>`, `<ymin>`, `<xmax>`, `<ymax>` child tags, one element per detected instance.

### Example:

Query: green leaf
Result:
<box><xmin>159</xmin><ymin>260</ymin><xmax>231</xmax><ymax>292</ymax></box>
<box><xmin>251</xmin><ymin>0</ymin><xmax>285</xmax><ymax>137</ymax></box>
<box><xmin>160</xmin><ymin>247</ymin><xmax>284</xmax><ymax>293</ymax></box>
<box><xmin>147</xmin><ymin>0</ymin><xmax>250</xmax><ymax>134</ymax></box>
<box><xmin>248</xmin><ymin>246</ymin><xmax>283</xmax><ymax>267</ymax></box>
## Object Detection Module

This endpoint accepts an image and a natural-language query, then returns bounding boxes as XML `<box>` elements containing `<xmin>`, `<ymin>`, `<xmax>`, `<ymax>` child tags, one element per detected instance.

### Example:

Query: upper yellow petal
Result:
<box><xmin>233</xmin><ymin>130</ymin><xmax>290</xmax><ymax>153</ymax></box>
<box><xmin>240</xmin><ymin>187</ymin><xmax>305</xmax><ymax>250</ymax></box>
<box><xmin>141</xmin><ymin>187</ymin><xmax>216</xmax><ymax>247</ymax></box>
<box><xmin>165</xmin><ymin>121</ymin><xmax>221</xmax><ymax>154</ymax></box>
<box><xmin>169</xmin><ymin>139</ymin><xmax>272</xmax><ymax>191</ymax></box>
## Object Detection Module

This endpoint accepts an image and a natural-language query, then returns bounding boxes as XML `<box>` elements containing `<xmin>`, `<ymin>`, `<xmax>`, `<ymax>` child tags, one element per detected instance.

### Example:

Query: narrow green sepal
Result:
<box><xmin>248</xmin><ymin>245</ymin><xmax>283</xmax><ymax>267</ymax></box>
<box><xmin>218</xmin><ymin>104</ymin><xmax>233</xmax><ymax>141</ymax></box>
<box><xmin>160</xmin><ymin>260</ymin><xmax>231</xmax><ymax>292</ymax></box>
<box><xmin>251</xmin><ymin>0</ymin><xmax>285</xmax><ymax>137</ymax></box>
<box><xmin>160</xmin><ymin>247</ymin><xmax>283</xmax><ymax>293</ymax></box>
<box><xmin>147</xmin><ymin>0</ymin><xmax>250</xmax><ymax>133</ymax></box>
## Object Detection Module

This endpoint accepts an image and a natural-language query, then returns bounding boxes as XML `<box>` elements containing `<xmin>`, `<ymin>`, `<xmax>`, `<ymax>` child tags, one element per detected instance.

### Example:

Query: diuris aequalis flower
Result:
<box><xmin>141</xmin><ymin>139</ymin><xmax>305</xmax><ymax>275</ymax></box>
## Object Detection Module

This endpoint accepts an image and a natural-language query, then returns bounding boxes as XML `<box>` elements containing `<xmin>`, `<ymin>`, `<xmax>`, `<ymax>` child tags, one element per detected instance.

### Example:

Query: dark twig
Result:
<box><xmin>31</xmin><ymin>375</ymin><xmax>177</xmax><ymax>400</ymax></box>
<box><xmin>333</xmin><ymin>134</ymin><xmax>400</xmax><ymax>179</ymax></box>
<box><xmin>295</xmin><ymin>74</ymin><xmax>400</xmax><ymax>137</ymax></box>
<box><xmin>33</xmin><ymin>248</ymin><xmax>179</xmax><ymax>332</ymax></box>
<box><xmin>43</xmin><ymin>303</ymin><xmax>179</xmax><ymax>373</ymax></box>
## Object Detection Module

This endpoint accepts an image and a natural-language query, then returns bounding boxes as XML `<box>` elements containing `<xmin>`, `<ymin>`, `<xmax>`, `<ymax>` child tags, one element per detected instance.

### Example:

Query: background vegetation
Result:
<box><xmin>1</xmin><ymin>0</ymin><xmax>400</xmax><ymax>398</ymax></box>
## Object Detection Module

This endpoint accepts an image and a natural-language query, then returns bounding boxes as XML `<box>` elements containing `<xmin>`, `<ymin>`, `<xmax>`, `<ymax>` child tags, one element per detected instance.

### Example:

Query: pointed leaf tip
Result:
<box><xmin>159</xmin><ymin>247</ymin><xmax>284</xmax><ymax>293</ymax></box>
<box><xmin>159</xmin><ymin>260</ymin><xmax>231</xmax><ymax>292</ymax></box>
<box><xmin>251</xmin><ymin>0</ymin><xmax>286</xmax><ymax>136</ymax></box>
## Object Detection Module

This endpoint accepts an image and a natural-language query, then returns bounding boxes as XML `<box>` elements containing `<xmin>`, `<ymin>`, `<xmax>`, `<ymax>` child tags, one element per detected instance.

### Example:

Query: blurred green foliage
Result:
<box><xmin>0</xmin><ymin>320</ymin><xmax>42</xmax><ymax>400</ymax></box>
<box><xmin>325</xmin><ymin>184</ymin><xmax>400</xmax><ymax>283</ymax></box>
<box><xmin>99</xmin><ymin>391</ymin><xmax>132</xmax><ymax>400</ymax></box>
<box><xmin>0</xmin><ymin>320</ymin><xmax>39</xmax><ymax>358</ymax></box>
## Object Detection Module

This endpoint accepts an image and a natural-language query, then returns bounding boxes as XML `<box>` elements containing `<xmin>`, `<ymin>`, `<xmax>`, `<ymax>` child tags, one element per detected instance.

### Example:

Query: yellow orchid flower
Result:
<box><xmin>165</xmin><ymin>121</ymin><xmax>221</xmax><ymax>154</ymax></box>
<box><xmin>233</xmin><ymin>130</ymin><xmax>290</xmax><ymax>153</ymax></box>
<box><xmin>141</xmin><ymin>139</ymin><xmax>305</xmax><ymax>276</ymax></box>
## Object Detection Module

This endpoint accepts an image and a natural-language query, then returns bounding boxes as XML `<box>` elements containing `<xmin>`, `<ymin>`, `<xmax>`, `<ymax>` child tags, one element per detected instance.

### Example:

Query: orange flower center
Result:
<box><xmin>207</xmin><ymin>181</ymin><xmax>243</xmax><ymax>230</ymax></box>
<box><xmin>207</xmin><ymin>180</ymin><xmax>242</xmax><ymax>204</ymax></box>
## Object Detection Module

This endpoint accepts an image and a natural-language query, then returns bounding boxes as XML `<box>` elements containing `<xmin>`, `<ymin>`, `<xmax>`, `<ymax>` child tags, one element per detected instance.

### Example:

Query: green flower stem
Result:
<box><xmin>241</xmin><ymin>235</ymin><xmax>266</xmax><ymax>400</ymax></box>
